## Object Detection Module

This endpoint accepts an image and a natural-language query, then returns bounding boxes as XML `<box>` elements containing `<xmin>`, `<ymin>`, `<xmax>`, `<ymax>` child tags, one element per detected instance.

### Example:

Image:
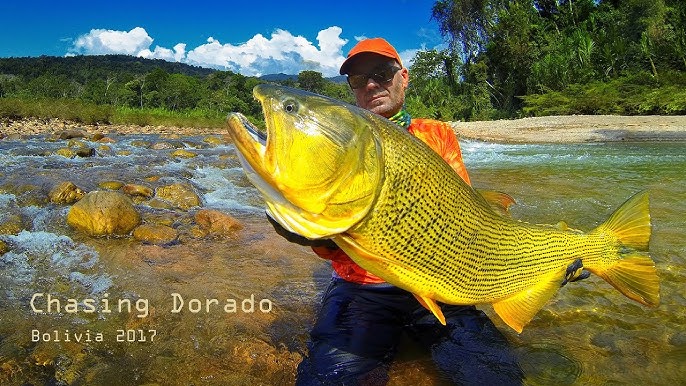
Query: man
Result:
<box><xmin>274</xmin><ymin>38</ymin><xmax>525</xmax><ymax>385</ymax></box>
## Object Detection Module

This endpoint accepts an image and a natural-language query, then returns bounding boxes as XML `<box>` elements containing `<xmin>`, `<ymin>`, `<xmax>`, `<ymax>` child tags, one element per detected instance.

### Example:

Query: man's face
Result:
<box><xmin>347</xmin><ymin>53</ymin><xmax>409</xmax><ymax>118</ymax></box>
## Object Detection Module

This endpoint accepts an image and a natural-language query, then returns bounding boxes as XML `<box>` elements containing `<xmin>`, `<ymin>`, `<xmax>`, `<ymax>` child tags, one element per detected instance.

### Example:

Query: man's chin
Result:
<box><xmin>366</xmin><ymin>102</ymin><xmax>393</xmax><ymax>117</ymax></box>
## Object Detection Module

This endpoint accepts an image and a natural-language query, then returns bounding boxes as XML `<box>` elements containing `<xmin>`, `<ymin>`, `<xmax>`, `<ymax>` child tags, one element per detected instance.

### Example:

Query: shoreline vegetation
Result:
<box><xmin>2</xmin><ymin>115</ymin><xmax>686</xmax><ymax>144</ymax></box>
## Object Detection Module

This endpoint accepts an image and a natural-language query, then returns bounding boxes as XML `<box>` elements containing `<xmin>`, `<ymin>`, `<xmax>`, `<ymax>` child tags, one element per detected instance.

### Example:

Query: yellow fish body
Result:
<box><xmin>226</xmin><ymin>84</ymin><xmax>660</xmax><ymax>333</ymax></box>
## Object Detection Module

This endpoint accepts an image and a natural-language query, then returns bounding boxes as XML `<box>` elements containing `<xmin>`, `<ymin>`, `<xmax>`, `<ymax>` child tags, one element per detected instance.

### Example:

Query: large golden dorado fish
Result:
<box><xmin>226</xmin><ymin>84</ymin><xmax>660</xmax><ymax>333</ymax></box>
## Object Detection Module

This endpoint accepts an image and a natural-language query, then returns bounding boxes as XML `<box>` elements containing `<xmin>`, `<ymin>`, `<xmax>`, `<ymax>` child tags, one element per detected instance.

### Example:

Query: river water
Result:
<box><xmin>0</xmin><ymin>132</ymin><xmax>684</xmax><ymax>385</ymax></box>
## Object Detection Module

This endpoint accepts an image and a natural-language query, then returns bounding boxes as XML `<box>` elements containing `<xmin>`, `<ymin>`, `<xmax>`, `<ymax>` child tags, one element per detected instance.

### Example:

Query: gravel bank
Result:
<box><xmin>451</xmin><ymin>115</ymin><xmax>686</xmax><ymax>143</ymax></box>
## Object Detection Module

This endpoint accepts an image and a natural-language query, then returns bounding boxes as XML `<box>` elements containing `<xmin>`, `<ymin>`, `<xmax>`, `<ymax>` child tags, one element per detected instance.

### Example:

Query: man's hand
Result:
<box><xmin>561</xmin><ymin>258</ymin><xmax>591</xmax><ymax>287</ymax></box>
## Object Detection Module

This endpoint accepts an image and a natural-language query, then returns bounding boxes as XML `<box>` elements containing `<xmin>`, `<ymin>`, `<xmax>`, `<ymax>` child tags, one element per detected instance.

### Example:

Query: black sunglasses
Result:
<box><xmin>347</xmin><ymin>65</ymin><xmax>401</xmax><ymax>89</ymax></box>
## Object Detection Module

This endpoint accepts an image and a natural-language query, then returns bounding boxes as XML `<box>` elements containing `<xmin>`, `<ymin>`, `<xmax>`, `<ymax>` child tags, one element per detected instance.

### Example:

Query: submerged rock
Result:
<box><xmin>0</xmin><ymin>213</ymin><xmax>26</xmax><ymax>235</ymax></box>
<box><xmin>67</xmin><ymin>139</ymin><xmax>88</xmax><ymax>148</ymax></box>
<box><xmin>155</xmin><ymin>183</ymin><xmax>202</xmax><ymax>211</ymax></box>
<box><xmin>133</xmin><ymin>223</ymin><xmax>178</xmax><ymax>245</ymax></box>
<box><xmin>66</xmin><ymin>191</ymin><xmax>141</xmax><ymax>236</ymax></box>
<box><xmin>151</xmin><ymin>142</ymin><xmax>173</xmax><ymax>150</ymax></box>
<box><xmin>99</xmin><ymin>180</ymin><xmax>125</xmax><ymax>190</ymax></box>
<box><xmin>0</xmin><ymin>239</ymin><xmax>7</xmax><ymax>254</ymax></box>
<box><xmin>75</xmin><ymin>148</ymin><xmax>96</xmax><ymax>157</ymax></box>
<box><xmin>171</xmin><ymin>149</ymin><xmax>197</xmax><ymax>159</ymax></box>
<box><xmin>194</xmin><ymin>209</ymin><xmax>242</xmax><ymax>237</ymax></box>
<box><xmin>58</xmin><ymin>129</ymin><xmax>86</xmax><ymax>140</ymax></box>
<box><xmin>49</xmin><ymin>181</ymin><xmax>86</xmax><ymax>204</ymax></box>
<box><xmin>203</xmin><ymin>136</ymin><xmax>224</xmax><ymax>146</ymax></box>
<box><xmin>91</xmin><ymin>132</ymin><xmax>109</xmax><ymax>141</ymax></box>
<box><xmin>55</xmin><ymin>147</ymin><xmax>77</xmax><ymax>158</ymax></box>
<box><xmin>122</xmin><ymin>183</ymin><xmax>154</xmax><ymax>198</ymax></box>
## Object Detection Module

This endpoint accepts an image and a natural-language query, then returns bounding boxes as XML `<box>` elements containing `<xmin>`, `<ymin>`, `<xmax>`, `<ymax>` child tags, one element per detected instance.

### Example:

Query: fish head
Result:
<box><xmin>227</xmin><ymin>84</ymin><xmax>383</xmax><ymax>239</ymax></box>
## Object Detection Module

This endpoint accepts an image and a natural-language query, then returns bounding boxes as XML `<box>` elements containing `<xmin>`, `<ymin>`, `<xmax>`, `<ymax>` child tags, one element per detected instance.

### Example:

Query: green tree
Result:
<box><xmin>161</xmin><ymin>74</ymin><xmax>201</xmax><ymax>110</ymax></box>
<box><xmin>144</xmin><ymin>68</ymin><xmax>170</xmax><ymax>108</ymax></box>
<box><xmin>432</xmin><ymin>0</ymin><xmax>505</xmax><ymax>64</ymax></box>
<box><xmin>0</xmin><ymin>74</ymin><xmax>22</xmax><ymax>97</ymax></box>
<box><xmin>123</xmin><ymin>76</ymin><xmax>145</xmax><ymax>108</ymax></box>
<box><xmin>297</xmin><ymin>70</ymin><xmax>326</xmax><ymax>93</ymax></box>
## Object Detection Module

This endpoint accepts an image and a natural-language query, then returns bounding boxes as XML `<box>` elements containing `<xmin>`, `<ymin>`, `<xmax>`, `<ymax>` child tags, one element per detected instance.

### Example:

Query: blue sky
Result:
<box><xmin>0</xmin><ymin>0</ymin><xmax>446</xmax><ymax>77</ymax></box>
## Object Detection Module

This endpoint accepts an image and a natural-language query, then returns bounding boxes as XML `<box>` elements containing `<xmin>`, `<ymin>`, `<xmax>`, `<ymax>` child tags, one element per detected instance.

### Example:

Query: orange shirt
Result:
<box><xmin>312</xmin><ymin>118</ymin><xmax>472</xmax><ymax>284</ymax></box>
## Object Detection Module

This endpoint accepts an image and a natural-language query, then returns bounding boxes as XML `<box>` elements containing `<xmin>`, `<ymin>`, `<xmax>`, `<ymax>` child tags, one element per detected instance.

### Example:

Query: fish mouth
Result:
<box><xmin>226</xmin><ymin>112</ymin><xmax>269</xmax><ymax>184</ymax></box>
<box><xmin>226</xmin><ymin>112</ymin><xmax>287</xmax><ymax>208</ymax></box>
<box><xmin>234</xmin><ymin>112</ymin><xmax>267</xmax><ymax>147</ymax></box>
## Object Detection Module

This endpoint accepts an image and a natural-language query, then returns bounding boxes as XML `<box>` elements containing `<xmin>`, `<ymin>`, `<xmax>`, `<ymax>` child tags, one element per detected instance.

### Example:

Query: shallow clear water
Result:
<box><xmin>0</xmin><ymin>133</ymin><xmax>684</xmax><ymax>385</ymax></box>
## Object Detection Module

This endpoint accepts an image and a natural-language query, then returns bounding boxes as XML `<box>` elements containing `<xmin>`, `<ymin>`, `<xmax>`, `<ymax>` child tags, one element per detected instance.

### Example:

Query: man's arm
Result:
<box><xmin>266</xmin><ymin>213</ymin><xmax>338</xmax><ymax>248</ymax></box>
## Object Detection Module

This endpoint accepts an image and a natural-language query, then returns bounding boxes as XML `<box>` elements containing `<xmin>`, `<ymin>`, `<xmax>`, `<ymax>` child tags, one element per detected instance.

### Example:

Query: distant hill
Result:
<box><xmin>259</xmin><ymin>73</ymin><xmax>297</xmax><ymax>82</ymax></box>
<box><xmin>0</xmin><ymin>55</ymin><xmax>347</xmax><ymax>83</ymax></box>
<box><xmin>0</xmin><ymin>55</ymin><xmax>217</xmax><ymax>81</ymax></box>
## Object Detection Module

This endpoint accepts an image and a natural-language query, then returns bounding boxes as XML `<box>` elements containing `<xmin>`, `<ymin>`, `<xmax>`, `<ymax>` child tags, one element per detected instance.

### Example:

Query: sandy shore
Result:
<box><xmin>3</xmin><ymin>115</ymin><xmax>686</xmax><ymax>143</ymax></box>
<box><xmin>451</xmin><ymin>115</ymin><xmax>686</xmax><ymax>143</ymax></box>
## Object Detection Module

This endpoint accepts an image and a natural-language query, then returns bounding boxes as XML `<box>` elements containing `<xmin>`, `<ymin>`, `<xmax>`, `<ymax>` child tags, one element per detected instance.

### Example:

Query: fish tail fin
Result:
<box><xmin>597</xmin><ymin>252</ymin><xmax>660</xmax><ymax>307</ymax></box>
<box><xmin>597</xmin><ymin>191</ymin><xmax>651</xmax><ymax>250</ymax></box>
<box><xmin>591</xmin><ymin>191</ymin><xmax>660</xmax><ymax>307</ymax></box>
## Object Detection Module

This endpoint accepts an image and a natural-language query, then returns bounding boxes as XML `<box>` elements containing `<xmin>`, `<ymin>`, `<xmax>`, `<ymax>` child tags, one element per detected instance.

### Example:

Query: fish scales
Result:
<box><xmin>346</xmin><ymin>111</ymin><xmax>609</xmax><ymax>303</ymax></box>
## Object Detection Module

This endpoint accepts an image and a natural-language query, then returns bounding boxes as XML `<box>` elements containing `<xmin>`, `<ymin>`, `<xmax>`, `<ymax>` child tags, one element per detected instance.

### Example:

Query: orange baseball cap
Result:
<box><xmin>339</xmin><ymin>38</ymin><xmax>402</xmax><ymax>75</ymax></box>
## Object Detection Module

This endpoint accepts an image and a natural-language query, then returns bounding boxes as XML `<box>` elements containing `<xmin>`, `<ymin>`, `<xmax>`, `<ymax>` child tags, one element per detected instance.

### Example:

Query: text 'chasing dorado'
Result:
<box><xmin>30</xmin><ymin>292</ymin><xmax>274</xmax><ymax>318</ymax></box>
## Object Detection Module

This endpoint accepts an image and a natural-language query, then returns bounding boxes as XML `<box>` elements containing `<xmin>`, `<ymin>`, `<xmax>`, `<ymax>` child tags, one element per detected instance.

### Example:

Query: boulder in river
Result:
<box><xmin>194</xmin><ymin>209</ymin><xmax>242</xmax><ymax>237</ymax></box>
<box><xmin>55</xmin><ymin>147</ymin><xmax>77</xmax><ymax>158</ymax></box>
<box><xmin>98</xmin><ymin>180</ymin><xmax>125</xmax><ymax>191</ymax></box>
<box><xmin>58</xmin><ymin>129</ymin><xmax>87</xmax><ymax>140</ymax></box>
<box><xmin>122</xmin><ymin>183</ymin><xmax>154</xmax><ymax>198</ymax></box>
<box><xmin>67</xmin><ymin>191</ymin><xmax>141</xmax><ymax>236</ymax></box>
<box><xmin>49</xmin><ymin>181</ymin><xmax>86</xmax><ymax>205</ymax></box>
<box><xmin>155</xmin><ymin>183</ymin><xmax>202</xmax><ymax>211</ymax></box>
<box><xmin>171</xmin><ymin>149</ymin><xmax>197</xmax><ymax>159</ymax></box>
<box><xmin>133</xmin><ymin>223</ymin><xmax>178</xmax><ymax>245</ymax></box>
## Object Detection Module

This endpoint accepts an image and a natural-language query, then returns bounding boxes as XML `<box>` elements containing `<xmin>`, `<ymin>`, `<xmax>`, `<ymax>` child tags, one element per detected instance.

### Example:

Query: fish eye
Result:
<box><xmin>283</xmin><ymin>99</ymin><xmax>298</xmax><ymax>114</ymax></box>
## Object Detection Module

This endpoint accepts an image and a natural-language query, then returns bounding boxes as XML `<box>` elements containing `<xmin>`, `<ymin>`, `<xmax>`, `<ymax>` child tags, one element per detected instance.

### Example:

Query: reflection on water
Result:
<box><xmin>0</xmin><ymin>133</ymin><xmax>684</xmax><ymax>385</ymax></box>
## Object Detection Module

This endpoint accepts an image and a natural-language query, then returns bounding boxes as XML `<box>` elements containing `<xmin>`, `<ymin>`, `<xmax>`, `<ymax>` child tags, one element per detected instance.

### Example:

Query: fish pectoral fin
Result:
<box><xmin>334</xmin><ymin>235</ymin><xmax>416</xmax><ymax>273</ymax></box>
<box><xmin>476</xmin><ymin>189</ymin><xmax>516</xmax><ymax>216</ymax></box>
<box><xmin>413</xmin><ymin>294</ymin><xmax>446</xmax><ymax>326</ymax></box>
<box><xmin>492</xmin><ymin>269</ymin><xmax>564</xmax><ymax>333</ymax></box>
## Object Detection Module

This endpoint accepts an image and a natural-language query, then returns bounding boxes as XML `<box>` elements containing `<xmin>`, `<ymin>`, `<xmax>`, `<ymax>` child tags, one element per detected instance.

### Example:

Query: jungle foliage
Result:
<box><xmin>407</xmin><ymin>0</ymin><xmax>686</xmax><ymax>120</ymax></box>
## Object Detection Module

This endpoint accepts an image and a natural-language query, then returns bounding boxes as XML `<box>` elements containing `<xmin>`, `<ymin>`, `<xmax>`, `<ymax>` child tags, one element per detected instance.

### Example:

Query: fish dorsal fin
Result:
<box><xmin>413</xmin><ymin>294</ymin><xmax>447</xmax><ymax>325</ymax></box>
<box><xmin>492</xmin><ymin>268</ymin><xmax>565</xmax><ymax>333</ymax></box>
<box><xmin>476</xmin><ymin>189</ymin><xmax>516</xmax><ymax>216</ymax></box>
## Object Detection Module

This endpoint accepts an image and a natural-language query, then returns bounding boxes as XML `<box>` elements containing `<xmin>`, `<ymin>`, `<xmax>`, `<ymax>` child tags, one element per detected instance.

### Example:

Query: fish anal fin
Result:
<box><xmin>413</xmin><ymin>294</ymin><xmax>446</xmax><ymax>326</ymax></box>
<box><xmin>476</xmin><ymin>189</ymin><xmax>516</xmax><ymax>216</ymax></box>
<box><xmin>492</xmin><ymin>269</ymin><xmax>564</xmax><ymax>333</ymax></box>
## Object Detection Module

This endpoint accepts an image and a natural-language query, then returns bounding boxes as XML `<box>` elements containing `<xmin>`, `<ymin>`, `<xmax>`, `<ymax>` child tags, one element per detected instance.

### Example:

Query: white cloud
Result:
<box><xmin>68</xmin><ymin>26</ymin><xmax>354</xmax><ymax>77</ymax></box>
<box><xmin>71</xmin><ymin>27</ymin><xmax>153</xmax><ymax>55</ymax></box>
<box><xmin>399</xmin><ymin>49</ymin><xmax>419</xmax><ymax>68</ymax></box>
<box><xmin>185</xmin><ymin>27</ymin><xmax>348</xmax><ymax>77</ymax></box>
<box><xmin>139</xmin><ymin>43</ymin><xmax>187</xmax><ymax>62</ymax></box>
